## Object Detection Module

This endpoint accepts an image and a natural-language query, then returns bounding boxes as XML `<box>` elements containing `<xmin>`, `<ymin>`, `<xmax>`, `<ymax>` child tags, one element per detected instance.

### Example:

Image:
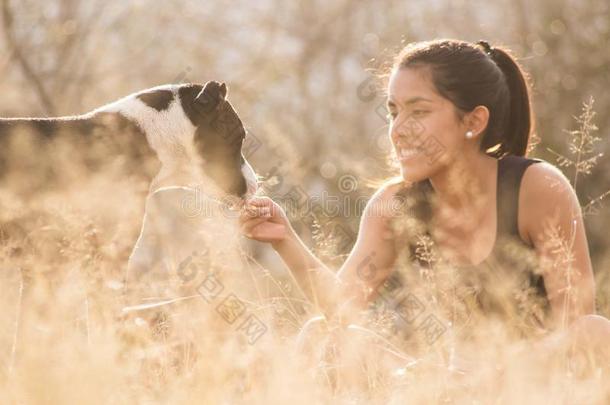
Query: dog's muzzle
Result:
<box><xmin>241</xmin><ymin>158</ymin><xmax>258</xmax><ymax>199</ymax></box>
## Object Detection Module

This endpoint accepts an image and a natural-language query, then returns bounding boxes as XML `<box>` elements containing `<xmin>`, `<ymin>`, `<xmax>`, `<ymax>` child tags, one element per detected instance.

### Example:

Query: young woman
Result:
<box><xmin>239</xmin><ymin>39</ymin><xmax>610</xmax><ymax>372</ymax></box>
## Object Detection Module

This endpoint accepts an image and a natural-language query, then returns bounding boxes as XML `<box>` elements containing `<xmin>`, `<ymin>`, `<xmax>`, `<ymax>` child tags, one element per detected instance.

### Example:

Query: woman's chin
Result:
<box><xmin>399</xmin><ymin>159</ymin><xmax>431</xmax><ymax>183</ymax></box>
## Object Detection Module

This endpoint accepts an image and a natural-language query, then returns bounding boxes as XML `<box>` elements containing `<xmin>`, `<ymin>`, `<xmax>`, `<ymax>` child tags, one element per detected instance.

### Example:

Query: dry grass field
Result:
<box><xmin>1</xmin><ymin>0</ymin><xmax>609</xmax><ymax>403</ymax></box>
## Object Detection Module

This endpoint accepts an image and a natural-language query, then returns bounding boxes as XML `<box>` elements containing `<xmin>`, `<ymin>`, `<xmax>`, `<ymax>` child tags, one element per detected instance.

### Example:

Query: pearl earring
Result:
<box><xmin>465</xmin><ymin>130</ymin><xmax>474</xmax><ymax>139</ymax></box>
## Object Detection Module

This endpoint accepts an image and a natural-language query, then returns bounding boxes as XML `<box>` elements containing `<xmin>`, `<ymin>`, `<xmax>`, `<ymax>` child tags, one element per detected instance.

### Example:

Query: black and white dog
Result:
<box><xmin>0</xmin><ymin>80</ymin><xmax>257</xmax><ymax>198</ymax></box>
<box><xmin>1</xmin><ymin>80</ymin><xmax>258</xmax><ymax>289</ymax></box>
<box><xmin>2</xmin><ymin>82</ymin><xmax>261</xmax><ymax>348</ymax></box>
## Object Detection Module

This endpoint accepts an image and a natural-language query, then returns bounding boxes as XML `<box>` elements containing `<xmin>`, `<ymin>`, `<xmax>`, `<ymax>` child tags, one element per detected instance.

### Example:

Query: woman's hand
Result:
<box><xmin>239</xmin><ymin>196</ymin><xmax>290</xmax><ymax>245</ymax></box>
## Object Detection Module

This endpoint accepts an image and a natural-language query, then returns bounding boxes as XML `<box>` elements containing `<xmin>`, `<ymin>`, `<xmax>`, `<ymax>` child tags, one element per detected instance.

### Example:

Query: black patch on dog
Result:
<box><xmin>0</xmin><ymin>118</ymin><xmax>63</xmax><ymax>140</ymax></box>
<box><xmin>30</xmin><ymin>119</ymin><xmax>58</xmax><ymax>138</ymax></box>
<box><xmin>137</xmin><ymin>89</ymin><xmax>174</xmax><ymax>112</ymax></box>
<box><xmin>178</xmin><ymin>84</ymin><xmax>205</xmax><ymax>126</ymax></box>
<box><xmin>178</xmin><ymin>82</ymin><xmax>248</xmax><ymax>197</ymax></box>
<box><xmin>87</xmin><ymin>112</ymin><xmax>159</xmax><ymax>171</ymax></box>
<box><xmin>178</xmin><ymin>82</ymin><xmax>228</xmax><ymax>126</ymax></box>
<box><xmin>0</xmin><ymin>112</ymin><xmax>160</xmax><ymax>194</ymax></box>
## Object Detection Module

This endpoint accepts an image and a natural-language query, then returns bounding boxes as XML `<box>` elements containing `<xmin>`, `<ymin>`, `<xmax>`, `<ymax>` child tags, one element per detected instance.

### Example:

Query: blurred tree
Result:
<box><xmin>0</xmin><ymin>0</ymin><xmax>608</xmax><ymax>284</ymax></box>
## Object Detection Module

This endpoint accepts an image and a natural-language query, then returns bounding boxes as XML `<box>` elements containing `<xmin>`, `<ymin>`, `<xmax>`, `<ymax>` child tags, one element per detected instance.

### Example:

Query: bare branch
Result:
<box><xmin>1</xmin><ymin>0</ymin><xmax>56</xmax><ymax>115</ymax></box>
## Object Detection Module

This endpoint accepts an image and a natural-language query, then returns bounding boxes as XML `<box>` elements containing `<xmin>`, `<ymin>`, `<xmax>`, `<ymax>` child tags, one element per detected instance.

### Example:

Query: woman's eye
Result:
<box><xmin>412</xmin><ymin>110</ymin><xmax>428</xmax><ymax>116</ymax></box>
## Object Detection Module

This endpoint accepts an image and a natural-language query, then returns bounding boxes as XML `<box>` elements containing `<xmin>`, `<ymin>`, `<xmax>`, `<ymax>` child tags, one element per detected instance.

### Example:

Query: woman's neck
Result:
<box><xmin>428</xmin><ymin>151</ymin><xmax>498</xmax><ymax>215</ymax></box>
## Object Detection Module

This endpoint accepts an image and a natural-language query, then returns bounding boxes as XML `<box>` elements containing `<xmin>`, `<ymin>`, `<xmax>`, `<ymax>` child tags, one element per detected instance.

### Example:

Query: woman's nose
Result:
<box><xmin>390</xmin><ymin>121</ymin><xmax>405</xmax><ymax>144</ymax></box>
<box><xmin>392</xmin><ymin>116</ymin><xmax>423</xmax><ymax>144</ymax></box>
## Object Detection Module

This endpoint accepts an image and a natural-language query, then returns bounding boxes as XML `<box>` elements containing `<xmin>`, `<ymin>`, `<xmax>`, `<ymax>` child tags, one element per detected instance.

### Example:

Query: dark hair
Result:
<box><xmin>392</xmin><ymin>38</ymin><xmax>535</xmax><ymax>157</ymax></box>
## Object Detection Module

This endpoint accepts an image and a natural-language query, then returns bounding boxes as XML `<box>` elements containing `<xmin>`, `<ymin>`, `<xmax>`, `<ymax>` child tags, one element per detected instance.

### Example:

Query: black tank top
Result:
<box><xmin>387</xmin><ymin>155</ymin><xmax>550</xmax><ymax>339</ymax></box>
<box><xmin>419</xmin><ymin>155</ymin><xmax>543</xmax><ymax>268</ymax></box>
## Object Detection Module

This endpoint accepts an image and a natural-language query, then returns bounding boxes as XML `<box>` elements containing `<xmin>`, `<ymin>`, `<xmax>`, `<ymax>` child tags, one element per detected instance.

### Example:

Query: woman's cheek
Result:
<box><xmin>432</xmin><ymin>130</ymin><xmax>460</xmax><ymax>165</ymax></box>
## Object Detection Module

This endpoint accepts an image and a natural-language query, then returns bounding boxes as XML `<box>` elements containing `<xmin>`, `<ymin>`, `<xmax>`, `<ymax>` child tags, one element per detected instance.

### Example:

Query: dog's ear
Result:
<box><xmin>194</xmin><ymin>81</ymin><xmax>227</xmax><ymax>108</ymax></box>
<box><xmin>180</xmin><ymin>82</ymin><xmax>223</xmax><ymax>126</ymax></box>
<box><xmin>219</xmin><ymin>82</ymin><xmax>227</xmax><ymax>99</ymax></box>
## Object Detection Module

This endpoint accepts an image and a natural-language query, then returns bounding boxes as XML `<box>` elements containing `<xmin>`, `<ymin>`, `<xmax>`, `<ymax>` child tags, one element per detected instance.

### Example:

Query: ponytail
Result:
<box><xmin>487</xmin><ymin>46</ymin><xmax>534</xmax><ymax>157</ymax></box>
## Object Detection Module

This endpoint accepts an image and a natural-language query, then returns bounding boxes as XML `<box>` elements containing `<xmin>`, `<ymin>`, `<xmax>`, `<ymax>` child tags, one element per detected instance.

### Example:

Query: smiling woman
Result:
<box><xmin>384</xmin><ymin>39</ymin><xmax>597</xmax><ymax>328</ymax></box>
<box><xmin>239</xmin><ymin>38</ymin><xmax>610</xmax><ymax>382</ymax></box>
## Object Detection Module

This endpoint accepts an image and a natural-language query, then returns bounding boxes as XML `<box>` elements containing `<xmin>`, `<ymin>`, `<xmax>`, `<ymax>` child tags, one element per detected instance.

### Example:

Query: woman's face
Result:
<box><xmin>387</xmin><ymin>67</ymin><xmax>469</xmax><ymax>183</ymax></box>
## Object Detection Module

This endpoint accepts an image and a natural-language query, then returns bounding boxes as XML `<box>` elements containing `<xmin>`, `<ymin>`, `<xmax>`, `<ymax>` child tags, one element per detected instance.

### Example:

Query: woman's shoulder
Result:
<box><xmin>519</xmin><ymin>158</ymin><xmax>582</xmax><ymax>240</ymax></box>
<box><xmin>364</xmin><ymin>177</ymin><xmax>420</xmax><ymax>219</ymax></box>
<box><xmin>370</xmin><ymin>177</ymin><xmax>409</xmax><ymax>201</ymax></box>
<box><xmin>520</xmin><ymin>158</ymin><xmax>575</xmax><ymax>200</ymax></box>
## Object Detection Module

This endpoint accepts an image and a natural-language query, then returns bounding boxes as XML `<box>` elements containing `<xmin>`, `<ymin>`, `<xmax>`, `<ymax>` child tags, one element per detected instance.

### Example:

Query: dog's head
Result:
<box><xmin>101</xmin><ymin>81</ymin><xmax>257</xmax><ymax>199</ymax></box>
<box><xmin>177</xmin><ymin>81</ymin><xmax>256</xmax><ymax>198</ymax></box>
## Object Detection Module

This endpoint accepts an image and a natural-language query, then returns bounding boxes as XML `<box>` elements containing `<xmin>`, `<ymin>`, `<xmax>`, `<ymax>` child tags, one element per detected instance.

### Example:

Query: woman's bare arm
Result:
<box><xmin>522</xmin><ymin>162</ymin><xmax>596</xmax><ymax>329</ymax></box>
<box><xmin>241</xmin><ymin>181</ymin><xmax>405</xmax><ymax>318</ymax></box>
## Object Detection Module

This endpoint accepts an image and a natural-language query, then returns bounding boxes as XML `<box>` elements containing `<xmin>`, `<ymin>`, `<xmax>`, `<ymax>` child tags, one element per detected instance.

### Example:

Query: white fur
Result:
<box><xmin>94</xmin><ymin>85</ymin><xmax>258</xmax><ymax>197</ymax></box>
<box><xmin>95</xmin><ymin>85</ymin><xmax>197</xmax><ymax>167</ymax></box>
<box><xmin>107</xmin><ymin>85</ymin><xmax>260</xmax><ymax>292</ymax></box>
<box><xmin>241</xmin><ymin>158</ymin><xmax>258</xmax><ymax>197</ymax></box>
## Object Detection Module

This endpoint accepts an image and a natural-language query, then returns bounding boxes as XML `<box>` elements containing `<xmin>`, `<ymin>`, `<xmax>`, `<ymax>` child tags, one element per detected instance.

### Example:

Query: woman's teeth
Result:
<box><xmin>399</xmin><ymin>148</ymin><xmax>418</xmax><ymax>159</ymax></box>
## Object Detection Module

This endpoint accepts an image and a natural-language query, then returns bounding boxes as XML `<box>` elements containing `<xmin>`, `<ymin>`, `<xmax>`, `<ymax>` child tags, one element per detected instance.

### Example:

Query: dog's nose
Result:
<box><xmin>247</xmin><ymin>183</ymin><xmax>257</xmax><ymax>195</ymax></box>
<box><xmin>241</xmin><ymin>158</ymin><xmax>259</xmax><ymax>198</ymax></box>
<box><xmin>246</xmin><ymin>180</ymin><xmax>258</xmax><ymax>198</ymax></box>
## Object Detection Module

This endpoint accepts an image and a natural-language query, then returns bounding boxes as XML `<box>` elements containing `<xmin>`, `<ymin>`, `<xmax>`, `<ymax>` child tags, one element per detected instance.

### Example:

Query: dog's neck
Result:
<box><xmin>93</xmin><ymin>88</ymin><xmax>198</xmax><ymax>167</ymax></box>
<box><xmin>150</xmin><ymin>165</ymin><xmax>233</xmax><ymax>204</ymax></box>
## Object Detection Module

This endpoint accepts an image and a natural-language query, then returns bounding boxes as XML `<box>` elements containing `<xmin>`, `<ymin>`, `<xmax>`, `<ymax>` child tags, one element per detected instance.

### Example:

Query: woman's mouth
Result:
<box><xmin>397</xmin><ymin>147</ymin><xmax>419</xmax><ymax>161</ymax></box>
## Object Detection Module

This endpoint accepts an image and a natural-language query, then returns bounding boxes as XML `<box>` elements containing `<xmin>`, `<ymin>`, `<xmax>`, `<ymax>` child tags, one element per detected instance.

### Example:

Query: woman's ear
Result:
<box><xmin>465</xmin><ymin>105</ymin><xmax>490</xmax><ymax>138</ymax></box>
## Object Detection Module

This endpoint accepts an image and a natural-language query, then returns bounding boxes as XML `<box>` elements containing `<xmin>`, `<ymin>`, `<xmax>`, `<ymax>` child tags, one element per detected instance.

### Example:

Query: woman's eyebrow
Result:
<box><xmin>387</xmin><ymin>96</ymin><xmax>433</xmax><ymax>107</ymax></box>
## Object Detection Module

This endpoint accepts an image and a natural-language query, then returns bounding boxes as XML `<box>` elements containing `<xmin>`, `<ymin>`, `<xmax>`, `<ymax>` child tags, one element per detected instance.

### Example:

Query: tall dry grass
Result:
<box><xmin>0</xmin><ymin>101</ymin><xmax>609</xmax><ymax>404</ymax></box>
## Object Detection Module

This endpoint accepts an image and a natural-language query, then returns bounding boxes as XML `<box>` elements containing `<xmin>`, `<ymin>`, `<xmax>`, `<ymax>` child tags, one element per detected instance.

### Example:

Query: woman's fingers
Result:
<box><xmin>241</xmin><ymin>215</ymin><xmax>271</xmax><ymax>236</ymax></box>
<box><xmin>240</xmin><ymin>196</ymin><xmax>282</xmax><ymax>222</ymax></box>
<box><xmin>238</xmin><ymin>196</ymin><xmax>288</xmax><ymax>242</ymax></box>
<box><xmin>243</xmin><ymin>205</ymin><xmax>270</xmax><ymax>218</ymax></box>
<box><xmin>245</xmin><ymin>196</ymin><xmax>274</xmax><ymax>208</ymax></box>
<box><xmin>239</xmin><ymin>205</ymin><xmax>270</xmax><ymax>224</ymax></box>
<box><xmin>238</xmin><ymin>211</ymin><xmax>271</xmax><ymax>230</ymax></box>
<box><xmin>249</xmin><ymin>196</ymin><xmax>283</xmax><ymax>214</ymax></box>
<box><xmin>249</xmin><ymin>222</ymin><xmax>287</xmax><ymax>242</ymax></box>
